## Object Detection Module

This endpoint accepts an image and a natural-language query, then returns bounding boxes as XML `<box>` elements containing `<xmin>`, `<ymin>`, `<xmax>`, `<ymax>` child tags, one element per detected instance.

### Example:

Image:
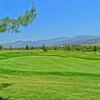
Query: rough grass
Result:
<box><xmin>0</xmin><ymin>50</ymin><xmax>100</xmax><ymax>100</ymax></box>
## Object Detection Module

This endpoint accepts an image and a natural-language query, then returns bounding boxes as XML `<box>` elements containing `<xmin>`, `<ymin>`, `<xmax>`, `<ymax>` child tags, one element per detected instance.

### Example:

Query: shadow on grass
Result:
<box><xmin>0</xmin><ymin>83</ymin><xmax>13</xmax><ymax>90</ymax></box>
<box><xmin>0</xmin><ymin>84</ymin><xmax>12</xmax><ymax>100</ymax></box>
<box><xmin>0</xmin><ymin>97</ymin><xmax>9</xmax><ymax>100</ymax></box>
<box><xmin>0</xmin><ymin>67</ymin><xmax>100</xmax><ymax>78</ymax></box>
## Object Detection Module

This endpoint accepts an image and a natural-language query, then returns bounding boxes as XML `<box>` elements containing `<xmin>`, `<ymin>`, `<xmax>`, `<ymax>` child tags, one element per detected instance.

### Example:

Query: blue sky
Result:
<box><xmin>0</xmin><ymin>0</ymin><xmax>100</xmax><ymax>43</ymax></box>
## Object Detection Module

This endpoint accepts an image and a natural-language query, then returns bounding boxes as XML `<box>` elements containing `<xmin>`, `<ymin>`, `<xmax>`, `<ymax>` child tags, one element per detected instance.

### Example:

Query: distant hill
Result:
<box><xmin>1</xmin><ymin>35</ymin><xmax>100</xmax><ymax>48</ymax></box>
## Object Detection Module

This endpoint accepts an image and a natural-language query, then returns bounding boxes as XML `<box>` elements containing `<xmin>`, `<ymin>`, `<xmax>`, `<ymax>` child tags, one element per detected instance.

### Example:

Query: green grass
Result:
<box><xmin>0</xmin><ymin>50</ymin><xmax>100</xmax><ymax>100</ymax></box>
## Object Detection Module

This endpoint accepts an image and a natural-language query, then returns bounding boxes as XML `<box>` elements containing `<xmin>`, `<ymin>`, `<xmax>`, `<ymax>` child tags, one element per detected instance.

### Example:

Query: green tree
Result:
<box><xmin>54</xmin><ymin>45</ymin><xmax>59</xmax><ymax>50</ymax></box>
<box><xmin>67</xmin><ymin>45</ymin><xmax>71</xmax><ymax>51</ymax></box>
<box><xmin>0</xmin><ymin>45</ymin><xmax>3</xmax><ymax>50</ymax></box>
<box><xmin>26</xmin><ymin>45</ymin><xmax>29</xmax><ymax>50</ymax></box>
<box><xmin>0</xmin><ymin>2</ymin><xmax>36</xmax><ymax>33</ymax></box>
<box><xmin>93</xmin><ymin>45</ymin><xmax>97</xmax><ymax>53</ymax></box>
<box><xmin>42</xmin><ymin>45</ymin><xmax>48</xmax><ymax>52</ymax></box>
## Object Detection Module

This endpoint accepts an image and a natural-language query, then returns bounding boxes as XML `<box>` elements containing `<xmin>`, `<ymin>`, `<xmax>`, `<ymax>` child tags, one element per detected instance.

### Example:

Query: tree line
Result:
<box><xmin>0</xmin><ymin>44</ymin><xmax>100</xmax><ymax>52</ymax></box>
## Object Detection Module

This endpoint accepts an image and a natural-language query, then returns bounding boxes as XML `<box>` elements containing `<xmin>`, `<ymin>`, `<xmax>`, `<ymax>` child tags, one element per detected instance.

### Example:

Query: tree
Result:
<box><xmin>67</xmin><ymin>45</ymin><xmax>71</xmax><ymax>51</ymax></box>
<box><xmin>0</xmin><ymin>45</ymin><xmax>3</xmax><ymax>50</ymax></box>
<box><xmin>42</xmin><ymin>45</ymin><xmax>48</xmax><ymax>52</ymax></box>
<box><xmin>93</xmin><ymin>45</ymin><xmax>97</xmax><ymax>53</ymax></box>
<box><xmin>25</xmin><ymin>45</ymin><xmax>29</xmax><ymax>50</ymax></box>
<box><xmin>0</xmin><ymin>1</ymin><xmax>36</xmax><ymax>33</ymax></box>
<box><xmin>63</xmin><ymin>45</ymin><xmax>68</xmax><ymax>51</ymax></box>
<box><xmin>54</xmin><ymin>45</ymin><xmax>59</xmax><ymax>50</ymax></box>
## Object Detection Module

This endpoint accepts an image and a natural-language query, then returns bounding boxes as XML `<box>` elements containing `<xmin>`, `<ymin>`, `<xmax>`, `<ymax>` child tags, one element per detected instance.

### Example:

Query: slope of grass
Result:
<box><xmin>0</xmin><ymin>50</ymin><xmax>100</xmax><ymax>100</ymax></box>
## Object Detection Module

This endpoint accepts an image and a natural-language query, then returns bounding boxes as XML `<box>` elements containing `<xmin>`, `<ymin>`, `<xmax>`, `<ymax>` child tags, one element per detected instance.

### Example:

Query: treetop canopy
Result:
<box><xmin>0</xmin><ymin>3</ymin><xmax>36</xmax><ymax>33</ymax></box>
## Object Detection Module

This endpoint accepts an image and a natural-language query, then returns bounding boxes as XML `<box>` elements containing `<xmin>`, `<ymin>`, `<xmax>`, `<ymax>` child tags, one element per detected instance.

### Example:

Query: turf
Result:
<box><xmin>0</xmin><ymin>50</ymin><xmax>100</xmax><ymax>100</ymax></box>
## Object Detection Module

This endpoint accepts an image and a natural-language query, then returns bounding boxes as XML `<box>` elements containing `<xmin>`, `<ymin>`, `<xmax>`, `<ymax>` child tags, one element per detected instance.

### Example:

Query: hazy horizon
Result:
<box><xmin>1</xmin><ymin>35</ymin><xmax>100</xmax><ymax>44</ymax></box>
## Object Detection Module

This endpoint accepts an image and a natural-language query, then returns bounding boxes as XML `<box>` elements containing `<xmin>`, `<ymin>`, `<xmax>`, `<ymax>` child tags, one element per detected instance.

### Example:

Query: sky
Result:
<box><xmin>0</xmin><ymin>0</ymin><xmax>100</xmax><ymax>43</ymax></box>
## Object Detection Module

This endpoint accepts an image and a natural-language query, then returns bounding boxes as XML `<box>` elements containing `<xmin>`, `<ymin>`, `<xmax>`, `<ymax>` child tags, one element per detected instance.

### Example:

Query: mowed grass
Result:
<box><xmin>0</xmin><ymin>50</ymin><xmax>100</xmax><ymax>100</ymax></box>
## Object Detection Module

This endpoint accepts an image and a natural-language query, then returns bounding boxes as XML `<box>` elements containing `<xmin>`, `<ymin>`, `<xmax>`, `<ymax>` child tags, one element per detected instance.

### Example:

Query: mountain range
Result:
<box><xmin>1</xmin><ymin>35</ymin><xmax>100</xmax><ymax>48</ymax></box>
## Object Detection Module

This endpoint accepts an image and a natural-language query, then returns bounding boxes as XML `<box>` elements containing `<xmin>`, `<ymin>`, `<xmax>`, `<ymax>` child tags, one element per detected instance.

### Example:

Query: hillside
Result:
<box><xmin>1</xmin><ymin>35</ymin><xmax>100</xmax><ymax>48</ymax></box>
